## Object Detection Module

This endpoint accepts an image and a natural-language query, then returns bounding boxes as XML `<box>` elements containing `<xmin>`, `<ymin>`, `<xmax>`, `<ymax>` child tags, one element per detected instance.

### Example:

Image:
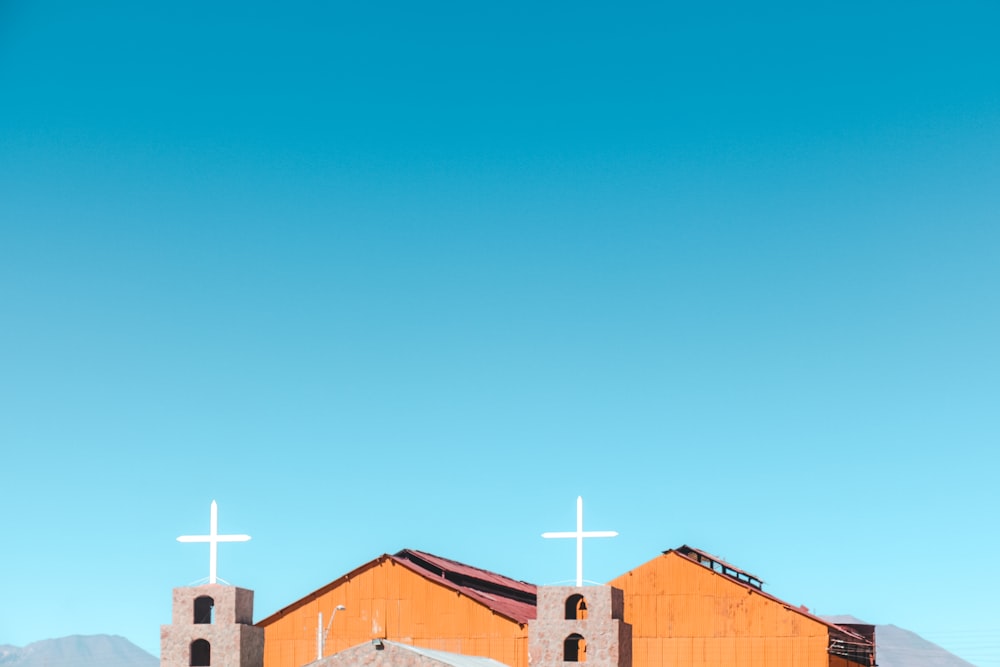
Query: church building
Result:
<box><xmin>162</xmin><ymin>501</ymin><xmax>875</xmax><ymax>667</ymax></box>
<box><xmin>255</xmin><ymin>546</ymin><xmax>874</xmax><ymax>667</ymax></box>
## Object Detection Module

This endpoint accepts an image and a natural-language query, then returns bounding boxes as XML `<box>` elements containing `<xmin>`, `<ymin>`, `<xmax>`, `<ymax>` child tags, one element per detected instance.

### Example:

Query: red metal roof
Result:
<box><xmin>392</xmin><ymin>549</ymin><xmax>537</xmax><ymax>624</ymax></box>
<box><xmin>394</xmin><ymin>549</ymin><xmax>537</xmax><ymax>597</ymax></box>
<box><xmin>257</xmin><ymin>549</ymin><xmax>537</xmax><ymax>628</ymax></box>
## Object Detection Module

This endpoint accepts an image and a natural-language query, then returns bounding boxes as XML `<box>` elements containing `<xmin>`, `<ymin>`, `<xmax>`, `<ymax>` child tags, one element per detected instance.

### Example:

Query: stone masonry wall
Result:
<box><xmin>529</xmin><ymin>586</ymin><xmax>631</xmax><ymax>667</ymax></box>
<box><xmin>170</xmin><ymin>585</ymin><xmax>255</xmax><ymax>625</ymax></box>
<box><xmin>161</xmin><ymin>585</ymin><xmax>263</xmax><ymax>667</ymax></box>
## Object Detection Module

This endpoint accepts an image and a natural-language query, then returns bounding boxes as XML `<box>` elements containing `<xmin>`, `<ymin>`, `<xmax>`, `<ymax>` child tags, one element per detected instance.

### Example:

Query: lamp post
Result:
<box><xmin>316</xmin><ymin>605</ymin><xmax>346</xmax><ymax>660</ymax></box>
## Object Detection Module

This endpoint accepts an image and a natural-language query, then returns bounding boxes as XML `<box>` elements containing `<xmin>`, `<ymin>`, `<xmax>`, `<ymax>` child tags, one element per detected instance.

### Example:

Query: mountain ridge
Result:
<box><xmin>2</xmin><ymin>624</ymin><xmax>979</xmax><ymax>667</ymax></box>
<box><xmin>0</xmin><ymin>635</ymin><xmax>158</xmax><ymax>667</ymax></box>
<box><xmin>823</xmin><ymin>615</ymin><xmax>976</xmax><ymax>667</ymax></box>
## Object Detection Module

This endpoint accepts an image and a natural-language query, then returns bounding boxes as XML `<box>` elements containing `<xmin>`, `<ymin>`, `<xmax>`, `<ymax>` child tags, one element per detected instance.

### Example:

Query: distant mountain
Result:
<box><xmin>1</xmin><ymin>625</ymin><xmax>977</xmax><ymax>667</ymax></box>
<box><xmin>0</xmin><ymin>635</ymin><xmax>157</xmax><ymax>667</ymax></box>
<box><xmin>824</xmin><ymin>615</ymin><xmax>975</xmax><ymax>667</ymax></box>
<box><xmin>876</xmin><ymin>624</ymin><xmax>978</xmax><ymax>667</ymax></box>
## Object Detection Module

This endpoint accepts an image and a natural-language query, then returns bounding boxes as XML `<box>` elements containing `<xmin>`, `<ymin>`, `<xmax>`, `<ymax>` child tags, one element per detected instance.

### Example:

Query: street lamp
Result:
<box><xmin>316</xmin><ymin>605</ymin><xmax>346</xmax><ymax>660</ymax></box>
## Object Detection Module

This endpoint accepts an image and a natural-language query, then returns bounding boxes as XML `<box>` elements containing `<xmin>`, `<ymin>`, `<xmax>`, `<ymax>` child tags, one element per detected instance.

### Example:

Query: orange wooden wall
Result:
<box><xmin>609</xmin><ymin>552</ymin><xmax>838</xmax><ymax>667</ymax></box>
<box><xmin>260</xmin><ymin>557</ymin><xmax>529</xmax><ymax>667</ymax></box>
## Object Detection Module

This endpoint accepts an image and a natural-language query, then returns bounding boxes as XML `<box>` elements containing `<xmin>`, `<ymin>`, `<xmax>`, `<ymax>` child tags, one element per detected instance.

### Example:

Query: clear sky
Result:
<box><xmin>1</xmin><ymin>1</ymin><xmax>998</xmax><ymax>665</ymax></box>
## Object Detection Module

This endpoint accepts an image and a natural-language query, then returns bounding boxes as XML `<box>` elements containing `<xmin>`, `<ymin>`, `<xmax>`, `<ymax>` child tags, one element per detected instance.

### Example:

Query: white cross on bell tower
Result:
<box><xmin>543</xmin><ymin>496</ymin><xmax>618</xmax><ymax>587</ymax></box>
<box><xmin>177</xmin><ymin>500</ymin><xmax>251</xmax><ymax>584</ymax></box>
<box><xmin>162</xmin><ymin>500</ymin><xmax>262</xmax><ymax>667</ymax></box>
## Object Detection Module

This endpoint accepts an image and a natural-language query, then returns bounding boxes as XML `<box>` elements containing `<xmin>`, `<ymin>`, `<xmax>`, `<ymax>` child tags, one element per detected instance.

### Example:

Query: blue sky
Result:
<box><xmin>1</xmin><ymin>1</ymin><xmax>998</xmax><ymax>665</ymax></box>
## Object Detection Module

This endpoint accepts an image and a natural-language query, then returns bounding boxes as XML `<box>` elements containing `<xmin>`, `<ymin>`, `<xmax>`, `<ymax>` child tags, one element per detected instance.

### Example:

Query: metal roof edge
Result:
<box><xmin>389</xmin><ymin>553</ymin><xmax>535</xmax><ymax>625</ymax></box>
<box><xmin>255</xmin><ymin>553</ymin><xmax>394</xmax><ymax>627</ymax></box>
<box><xmin>662</xmin><ymin>548</ymin><xmax>872</xmax><ymax>645</ymax></box>
<box><xmin>667</xmin><ymin>545</ymin><xmax>766</xmax><ymax>585</ymax></box>
<box><xmin>257</xmin><ymin>550</ymin><xmax>534</xmax><ymax>629</ymax></box>
<box><xmin>379</xmin><ymin>641</ymin><xmax>509</xmax><ymax>667</ymax></box>
<box><xmin>394</xmin><ymin>549</ymin><xmax>537</xmax><ymax>596</ymax></box>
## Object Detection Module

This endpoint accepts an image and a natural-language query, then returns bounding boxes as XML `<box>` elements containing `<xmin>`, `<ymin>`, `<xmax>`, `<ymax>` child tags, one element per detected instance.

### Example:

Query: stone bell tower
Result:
<box><xmin>161</xmin><ymin>501</ymin><xmax>263</xmax><ymax>667</ymax></box>
<box><xmin>534</xmin><ymin>497</ymin><xmax>631</xmax><ymax>666</ymax></box>
<box><xmin>161</xmin><ymin>585</ymin><xmax>264</xmax><ymax>667</ymax></box>
<box><xmin>529</xmin><ymin>585</ymin><xmax>631</xmax><ymax>667</ymax></box>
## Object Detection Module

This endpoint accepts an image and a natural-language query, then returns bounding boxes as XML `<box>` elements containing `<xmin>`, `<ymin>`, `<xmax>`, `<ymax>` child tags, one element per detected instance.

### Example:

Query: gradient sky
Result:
<box><xmin>1</xmin><ymin>2</ymin><xmax>998</xmax><ymax>665</ymax></box>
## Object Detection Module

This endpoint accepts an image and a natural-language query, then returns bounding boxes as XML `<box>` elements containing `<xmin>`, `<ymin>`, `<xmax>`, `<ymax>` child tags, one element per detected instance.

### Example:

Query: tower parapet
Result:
<box><xmin>161</xmin><ymin>584</ymin><xmax>264</xmax><ymax>667</ymax></box>
<box><xmin>529</xmin><ymin>585</ymin><xmax>631</xmax><ymax>667</ymax></box>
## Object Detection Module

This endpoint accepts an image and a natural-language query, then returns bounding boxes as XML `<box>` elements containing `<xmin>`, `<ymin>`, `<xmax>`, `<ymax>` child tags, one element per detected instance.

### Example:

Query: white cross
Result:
<box><xmin>542</xmin><ymin>496</ymin><xmax>618</xmax><ymax>587</ymax></box>
<box><xmin>177</xmin><ymin>500</ymin><xmax>251</xmax><ymax>584</ymax></box>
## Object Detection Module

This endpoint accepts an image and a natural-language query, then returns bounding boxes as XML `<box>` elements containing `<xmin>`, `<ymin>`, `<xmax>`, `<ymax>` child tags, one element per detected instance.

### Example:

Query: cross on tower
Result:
<box><xmin>542</xmin><ymin>496</ymin><xmax>618</xmax><ymax>587</ymax></box>
<box><xmin>177</xmin><ymin>500</ymin><xmax>251</xmax><ymax>584</ymax></box>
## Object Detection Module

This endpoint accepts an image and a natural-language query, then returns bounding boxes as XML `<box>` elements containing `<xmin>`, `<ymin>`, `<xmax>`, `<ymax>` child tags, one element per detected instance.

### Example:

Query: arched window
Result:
<box><xmin>190</xmin><ymin>639</ymin><xmax>211</xmax><ymax>666</ymax></box>
<box><xmin>565</xmin><ymin>594</ymin><xmax>588</xmax><ymax>620</ymax></box>
<box><xmin>194</xmin><ymin>596</ymin><xmax>215</xmax><ymax>624</ymax></box>
<box><xmin>564</xmin><ymin>633</ymin><xmax>587</xmax><ymax>662</ymax></box>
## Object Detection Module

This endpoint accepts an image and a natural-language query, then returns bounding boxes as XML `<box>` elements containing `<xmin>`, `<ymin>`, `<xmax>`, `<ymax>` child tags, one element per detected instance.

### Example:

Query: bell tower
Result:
<box><xmin>161</xmin><ymin>501</ymin><xmax>263</xmax><ymax>667</ymax></box>
<box><xmin>534</xmin><ymin>497</ymin><xmax>630</xmax><ymax>666</ymax></box>
<box><xmin>529</xmin><ymin>585</ymin><xmax>631</xmax><ymax>667</ymax></box>
<box><xmin>161</xmin><ymin>585</ymin><xmax>264</xmax><ymax>667</ymax></box>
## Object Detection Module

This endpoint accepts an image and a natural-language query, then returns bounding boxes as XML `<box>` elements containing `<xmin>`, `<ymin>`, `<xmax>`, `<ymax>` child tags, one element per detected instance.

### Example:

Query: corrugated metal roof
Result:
<box><xmin>392</xmin><ymin>549</ymin><xmax>537</xmax><ymax>624</ymax></box>
<box><xmin>671</xmin><ymin>544</ymin><xmax>766</xmax><ymax>588</ymax></box>
<box><xmin>310</xmin><ymin>640</ymin><xmax>514</xmax><ymax>667</ymax></box>
<box><xmin>257</xmin><ymin>549</ymin><xmax>537</xmax><ymax>628</ymax></box>
<box><xmin>386</xmin><ymin>641</ymin><xmax>510</xmax><ymax>667</ymax></box>
<box><xmin>394</xmin><ymin>550</ymin><xmax>536</xmax><ymax>598</ymax></box>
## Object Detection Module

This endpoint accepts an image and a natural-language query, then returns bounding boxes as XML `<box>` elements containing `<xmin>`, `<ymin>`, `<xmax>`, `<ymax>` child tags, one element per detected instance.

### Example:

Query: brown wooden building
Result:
<box><xmin>256</xmin><ymin>545</ymin><xmax>874</xmax><ymax>667</ymax></box>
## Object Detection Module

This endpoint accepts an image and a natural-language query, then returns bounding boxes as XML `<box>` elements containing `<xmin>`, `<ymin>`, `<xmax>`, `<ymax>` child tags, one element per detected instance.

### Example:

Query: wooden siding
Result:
<box><xmin>261</xmin><ymin>558</ymin><xmax>528</xmax><ymax>667</ymax></box>
<box><xmin>608</xmin><ymin>552</ymin><xmax>840</xmax><ymax>667</ymax></box>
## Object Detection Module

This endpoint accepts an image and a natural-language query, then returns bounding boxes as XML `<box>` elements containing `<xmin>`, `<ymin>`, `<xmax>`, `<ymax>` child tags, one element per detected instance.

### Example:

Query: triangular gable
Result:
<box><xmin>257</xmin><ymin>549</ymin><xmax>537</xmax><ymax>628</ymax></box>
<box><xmin>393</xmin><ymin>549</ymin><xmax>536</xmax><ymax>624</ymax></box>
<box><xmin>663</xmin><ymin>546</ymin><xmax>874</xmax><ymax>657</ymax></box>
<box><xmin>257</xmin><ymin>552</ymin><xmax>396</xmax><ymax>626</ymax></box>
<box><xmin>391</xmin><ymin>550</ymin><xmax>536</xmax><ymax>624</ymax></box>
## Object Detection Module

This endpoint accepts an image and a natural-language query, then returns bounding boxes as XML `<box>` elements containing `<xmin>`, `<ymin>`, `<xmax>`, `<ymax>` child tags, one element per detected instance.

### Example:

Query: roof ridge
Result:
<box><xmin>394</xmin><ymin>549</ymin><xmax>537</xmax><ymax>589</ymax></box>
<box><xmin>663</xmin><ymin>547</ymin><xmax>873</xmax><ymax>645</ymax></box>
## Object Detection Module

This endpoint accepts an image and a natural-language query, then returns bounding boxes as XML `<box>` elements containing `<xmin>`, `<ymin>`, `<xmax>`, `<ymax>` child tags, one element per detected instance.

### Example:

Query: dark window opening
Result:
<box><xmin>194</xmin><ymin>596</ymin><xmax>215</xmax><ymax>624</ymax></box>
<box><xmin>190</xmin><ymin>639</ymin><xmax>210</xmax><ymax>666</ymax></box>
<box><xmin>565</xmin><ymin>594</ymin><xmax>588</xmax><ymax>620</ymax></box>
<box><xmin>564</xmin><ymin>634</ymin><xmax>586</xmax><ymax>662</ymax></box>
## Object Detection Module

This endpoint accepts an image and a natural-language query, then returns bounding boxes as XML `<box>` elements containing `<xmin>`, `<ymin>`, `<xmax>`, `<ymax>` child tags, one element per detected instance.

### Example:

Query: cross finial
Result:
<box><xmin>177</xmin><ymin>500</ymin><xmax>251</xmax><ymax>584</ymax></box>
<box><xmin>542</xmin><ymin>496</ymin><xmax>618</xmax><ymax>587</ymax></box>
